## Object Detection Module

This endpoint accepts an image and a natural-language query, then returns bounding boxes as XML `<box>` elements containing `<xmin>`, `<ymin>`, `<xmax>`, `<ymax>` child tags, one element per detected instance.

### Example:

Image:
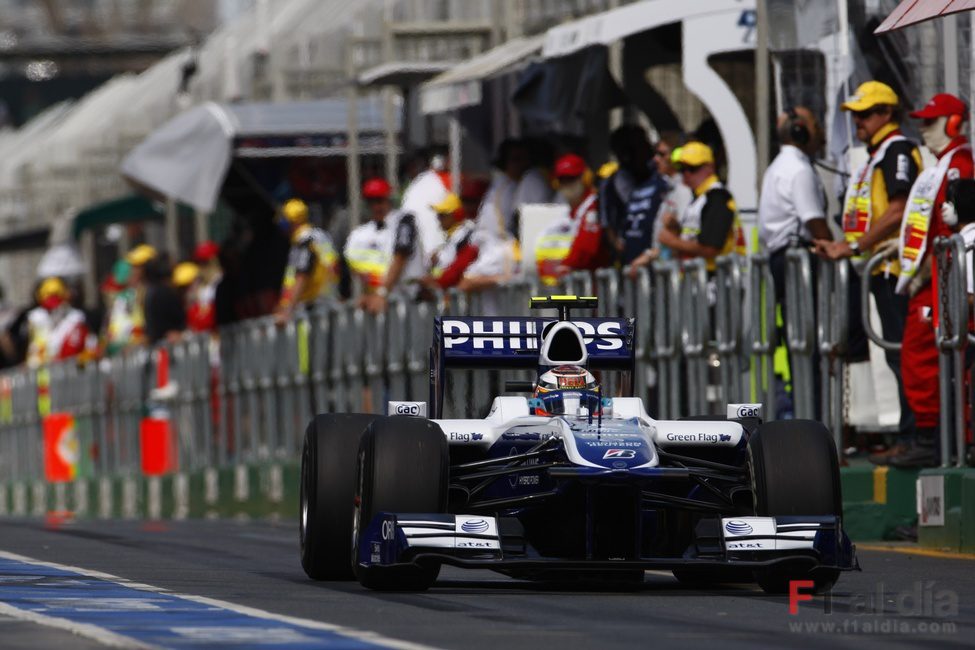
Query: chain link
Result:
<box><xmin>939</xmin><ymin>245</ymin><xmax>954</xmax><ymax>340</ymax></box>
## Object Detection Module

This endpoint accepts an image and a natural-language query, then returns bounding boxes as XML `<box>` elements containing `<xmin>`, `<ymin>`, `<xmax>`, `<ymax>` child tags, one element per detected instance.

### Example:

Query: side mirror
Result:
<box><xmin>505</xmin><ymin>380</ymin><xmax>535</xmax><ymax>393</ymax></box>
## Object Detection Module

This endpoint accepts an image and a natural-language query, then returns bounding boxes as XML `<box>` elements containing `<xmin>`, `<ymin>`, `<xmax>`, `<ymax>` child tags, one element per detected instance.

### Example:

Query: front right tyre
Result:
<box><xmin>748</xmin><ymin>419</ymin><xmax>842</xmax><ymax>594</ymax></box>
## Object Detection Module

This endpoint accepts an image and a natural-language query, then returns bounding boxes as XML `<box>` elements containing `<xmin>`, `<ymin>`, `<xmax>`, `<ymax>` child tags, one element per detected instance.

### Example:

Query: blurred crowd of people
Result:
<box><xmin>291</xmin><ymin>128</ymin><xmax>746</xmax><ymax>317</ymax></box>
<box><xmin>5</xmin><ymin>79</ymin><xmax>975</xmax><ymax>469</ymax></box>
<box><xmin>0</xmin><ymin>240</ymin><xmax>223</xmax><ymax>370</ymax></box>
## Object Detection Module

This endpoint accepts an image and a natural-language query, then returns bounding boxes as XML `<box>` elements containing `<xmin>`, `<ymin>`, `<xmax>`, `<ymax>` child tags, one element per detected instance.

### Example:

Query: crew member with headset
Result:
<box><xmin>757</xmin><ymin>105</ymin><xmax>831</xmax><ymax>418</ymax></box>
<box><xmin>274</xmin><ymin>198</ymin><xmax>339</xmax><ymax>325</ymax></box>
<box><xmin>890</xmin><ymin>93</ymin><xmax>973</xmax><ymax>468</ymax></box>
<box><xmin>657</xmin><ymin>142</ymin><xmax>745</xmax><ymax>268</ymax></box>
<box><xmin>815</xmin><ymin>81</ymin><xmax>924</xmax><ymax>451</ymax></box>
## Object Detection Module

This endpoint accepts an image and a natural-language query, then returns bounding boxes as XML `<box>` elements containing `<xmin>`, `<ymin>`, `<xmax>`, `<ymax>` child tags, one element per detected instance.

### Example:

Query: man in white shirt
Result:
<box><xmin>400</xmin><ymin>150</ymin><xmax>449</xmax><ymax>263</ymax></box>
<box><xmin>759</xmin><ymin>107</ymin><xmax>831</xmax><ymax>253</ymax></box>
<box><xmin>757</xmin><ymin>106</ymin><xmax>832</xmax><ymax>417</ymax></box>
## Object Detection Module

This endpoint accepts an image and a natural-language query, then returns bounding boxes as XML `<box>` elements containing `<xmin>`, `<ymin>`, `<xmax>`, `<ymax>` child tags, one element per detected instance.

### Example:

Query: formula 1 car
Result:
<box><xmin>299</xmin><ymin>296</ymin><xmax>857</xmax><ymax>592</ymax></box>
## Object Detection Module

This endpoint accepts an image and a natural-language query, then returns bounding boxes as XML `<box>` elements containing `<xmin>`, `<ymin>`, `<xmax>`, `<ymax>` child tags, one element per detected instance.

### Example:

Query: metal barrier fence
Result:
<box><xmin>4</xmin><ymin>248</ymin><xmax>970</xmax><ymax>484</ymax></box>
<box><xmin>934</xmin><ymin>234</ymin><xmax>972</xmax><ymax>468</ymax></box>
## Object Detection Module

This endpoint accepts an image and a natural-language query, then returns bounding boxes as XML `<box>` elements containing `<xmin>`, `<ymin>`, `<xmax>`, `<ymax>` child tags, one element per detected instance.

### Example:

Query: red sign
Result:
<box><xmin>43</xmin><ymin>413</ymin><xmax>78</xmax><ymax>483</ymax></box>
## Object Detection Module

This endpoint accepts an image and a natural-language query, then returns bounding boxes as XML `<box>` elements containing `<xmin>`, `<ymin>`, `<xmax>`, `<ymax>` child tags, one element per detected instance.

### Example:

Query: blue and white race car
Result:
<box><xmin>299</xmin><ymin>296</ymin><xmax>857</xmax><ymax>592</ymax></box>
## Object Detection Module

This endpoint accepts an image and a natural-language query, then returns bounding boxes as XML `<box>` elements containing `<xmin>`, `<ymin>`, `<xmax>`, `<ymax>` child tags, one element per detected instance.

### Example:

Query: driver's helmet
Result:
<box><xmin>533</xmin><ymin>365</ymin><xmax>601</xmax><ymax>416</ymax></box>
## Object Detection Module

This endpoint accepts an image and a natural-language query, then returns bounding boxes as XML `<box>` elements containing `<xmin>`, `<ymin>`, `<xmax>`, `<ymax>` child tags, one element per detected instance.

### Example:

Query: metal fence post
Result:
<box><xmin>784</xmin><ymin>248</ymin><xmax>816</xmax><ymax>419</ymax></box>
<box><xmin>680</xmin><ymin>258</ymin><xmax>711</xmax><ymax>415</ymax></box>
<box><xmin>747</xmin><ymin>254</ymin><xmax>777</xmax><ymax>421</ymax></box>
<box><xmin>715</xmin><ymin>255</ymin><xmax>746</xmax><ymax>405</ymax></box>
<box><xmin>934</xmin><ymin>235</ymin><xmax>969</xmax><ymax>468</ymax></box>
<box><xmin>817</xmin><ymin>259</ymin><xmax>849</xmax><ymax>448</ymax></box>
<box><xmin>650</xmin><ymin>260</ymin><xmax>682</xmax><ymax>418</ymax></box>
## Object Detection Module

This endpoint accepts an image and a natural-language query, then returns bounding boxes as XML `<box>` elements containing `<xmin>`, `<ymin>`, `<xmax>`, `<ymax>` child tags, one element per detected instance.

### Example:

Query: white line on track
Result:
<box><xmin>0</xmin><ymin>601</ymin><xmax>153</xmax><ymax>649</ymax></box>
<box><xmin>0</xmin><ymin>550</ymin><xmax>440</xmax><ymax>650</ymax></box>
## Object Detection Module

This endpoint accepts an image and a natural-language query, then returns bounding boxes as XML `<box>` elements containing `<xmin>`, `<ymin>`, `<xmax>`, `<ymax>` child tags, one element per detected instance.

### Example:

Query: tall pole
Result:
<box><xmin>838</xmin><ymin>0</ymin><xmax>854</xmax><ymax>153</ymax></box>
<box><xmin>755</xmin><ymin>0</ymin><xmax>770</xmax><ymax>191</ymax></box>
<box><xmin>608</xmin><ymin>0</ymin><xmax>623</xmax><ymax>129</ymax></box>
<box><xmin>943</xmin><ymin>14</ymin><xmax>959</xmax><ymax>95</ymax></box>
<box><xmin>971</xmin><ymin>12</ymin><xmax>975</xmax><ymax>148</ymax></box>
<box><xmin>346</xmin><ymin>34</ymin><xmax>361</xmax><ymax>225</ymax></box>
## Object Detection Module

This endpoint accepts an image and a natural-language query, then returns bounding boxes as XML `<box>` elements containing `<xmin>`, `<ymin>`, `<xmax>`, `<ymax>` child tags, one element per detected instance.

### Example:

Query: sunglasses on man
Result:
<box><xmin>851</xmin><ymin>107</ymin><xmax>885</xmax><ymax>121</ymax></box>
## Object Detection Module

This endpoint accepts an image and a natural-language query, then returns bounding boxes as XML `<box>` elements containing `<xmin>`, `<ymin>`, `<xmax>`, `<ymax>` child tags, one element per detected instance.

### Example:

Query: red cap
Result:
<box><xmin>362</xmin><ymin>178</ymin><xmax>392</xmax><ymax>199</ymax></box>
<box><xmin>554</xmin><ymin>153</ymin><xmax>586</xmax><ymax>178</ymax></box>
<box><xmin>910</xmin><ymin>93</ymin><xmax>968</xmax><ymax>119</ymax></box>
<box><xmin>193</xmin><ymin>240</ymin><xmax>219</xmax><ymax>263</ymax></box>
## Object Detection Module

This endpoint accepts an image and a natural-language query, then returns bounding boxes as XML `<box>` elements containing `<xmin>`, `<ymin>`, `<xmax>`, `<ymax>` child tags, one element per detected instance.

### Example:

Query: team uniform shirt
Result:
<box><xmin>26</xmin><ymin>305</ymin><xmax>88</xmax><ymax>368</ymax></box>
<box><xmin>431</xmin><ymin>222</ymin><xmax>512</xmax><ymax>289</ymax></box>
<box><xmin>599</xmin><ymin>168</ymin><xmax>635</xmax><ymax>241</ymax></box>
<box><xmin>511</xmin><ymin>168</ymin><xmax>554</xmax><ymax>235</ymax></box>
<box><xmin>898</xmin><ymin>138</ymin><xmax>973</xmax><ymax>294</ymax></box>
<box><xmin>962</xmin><ymin>222</ymin><xmax>975</xmax><ymax>295</ymax></box>
<box><xmin>105</xmin><ymin>288</ymin><xmax>145</xmax><ymax>354</ymax></box>
<box><xmin>758</xmin><ymin>144</ymin><xmax>827</xmax><ymax>252</ymax></box>
<box><xmin>842</xmin><ymin>123</ymin><xmax>922</xmax><ymax>274</ymax></box>
<box><xmin>400</xmin><ymin>170</ymin><xmax>448</xmax><ymax>259</ymax></box>
<box><xmin>620</xmin><ymin>171</ymin><xmax>668</xmax><ymax>264</ymax></box>
<box><xmin>344</xmin><ymin>220</ymin><xmax>392</xmax><ymax>290</ymax></box>
<box><xmin>652</xmin><ymin>173</ymin><xmax>693</xmax><ymax>261</ymax></box>
<box><xmin>386</xmin><ymin>210</ymin><xmax>428</xmax><ymax>285</ymax></box>
<box><xmin>535</xmin><ymin>190</ymin><xmax>608</xmax><ymax>285</ymax></box>
<box><xmin>280</xmin><ymin>224</ymin><xmax>339</xmax><ymax>306</ymax></box>
<box><xmin>187</xmin><ymin>277</ymin><xmax>219</xmax><ymax>332</ymax></box>
<box><xmin>476</xmin><ymin>172</ymin><xmax>517</xmax><ymax>238</ymax></box>
<box><xmin>679</xmin><ymin>174</ymin><xmax>746</xmax><ymax>269</ymax></box>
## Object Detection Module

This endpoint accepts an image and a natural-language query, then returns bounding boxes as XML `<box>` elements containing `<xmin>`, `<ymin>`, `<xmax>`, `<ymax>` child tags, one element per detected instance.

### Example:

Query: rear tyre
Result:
<box><xmin>353</xmin><ymin>416</ymin><xmax>449</xmax><ymax>591</ymax></box>
<box><xmin>748</xmin><ymin>419</ymin><xmax>842</xmax><ymax>594</ymax></box>
<box><xmin>300</xmin><ymin>414</ymin><xmax>377</xmax><ymax>580</ymax></box>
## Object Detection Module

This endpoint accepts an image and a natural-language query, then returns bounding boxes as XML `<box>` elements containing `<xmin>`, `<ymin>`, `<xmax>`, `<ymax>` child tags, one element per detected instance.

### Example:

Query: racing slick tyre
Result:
<box><xmin>353</xmin><ymin>416</ymin><xmax>449</xmax><ymax>591</ymax></box>
<box><xmin>300</xmin><ymin>413</ymin><xmax>378</xmax><ymax>581</ymax></box>
<box><xmin>748</xmin><ymin>419</ymin><xmax>842</xmax><ymax>595</ymax></box>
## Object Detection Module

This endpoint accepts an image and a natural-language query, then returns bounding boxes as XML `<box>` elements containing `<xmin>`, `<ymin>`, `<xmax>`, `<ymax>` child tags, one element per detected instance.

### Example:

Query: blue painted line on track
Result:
<box><xmin>0</xmin><ymin>555</ymin><xmax>398</xmax><ymax>649</ymax></box>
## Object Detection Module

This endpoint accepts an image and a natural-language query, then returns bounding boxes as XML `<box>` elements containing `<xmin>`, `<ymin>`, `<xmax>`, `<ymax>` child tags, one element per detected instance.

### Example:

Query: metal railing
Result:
<box><xmin>934</xmin><ymin>234</ymin><xmax>972</xmax><ymax>468</ymax></box>
<box><xmin>7</xmin><ymin>247</ymin><xmax>965</xmax><ymax>484</ymax></box>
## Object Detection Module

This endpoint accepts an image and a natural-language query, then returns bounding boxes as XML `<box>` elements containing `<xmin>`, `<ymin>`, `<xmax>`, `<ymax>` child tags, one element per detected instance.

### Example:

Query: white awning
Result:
<box><xmin>542</xmin><ymin>0</ymin><xmax>754</xmax><ymax>59</ymax></box>
<box><xmin>121</xmin><ymin>97</ymin><xmax>395</xmax><ymax>212</ymax></box>
<box><xmin>421</xmin><ymin>35</ymin><xmax>545</xmax><ymax>114</ymax></box>
<box><xmin>358</xmin><ymin>61</ymin><xmax>458</xmax><ymax>88</ymax></box>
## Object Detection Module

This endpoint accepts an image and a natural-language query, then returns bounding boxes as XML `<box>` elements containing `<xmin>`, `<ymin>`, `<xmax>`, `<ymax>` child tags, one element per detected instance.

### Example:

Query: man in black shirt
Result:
<box><xmin>143</xmin><ymin>256</ymin><xmax>186</xmax><ymax>345</ymax></box>
<box><xmin>657</xmin><ymin>142</ymin><xmax>742</xmax><ymax>267</ymax></box>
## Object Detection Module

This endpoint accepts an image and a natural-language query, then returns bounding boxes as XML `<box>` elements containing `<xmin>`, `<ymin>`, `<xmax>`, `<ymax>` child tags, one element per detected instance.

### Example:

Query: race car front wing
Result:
<box><xmin>357</xmin><ymin>513</ymin><xmax>858</xmax><ymax>572</ymax></box>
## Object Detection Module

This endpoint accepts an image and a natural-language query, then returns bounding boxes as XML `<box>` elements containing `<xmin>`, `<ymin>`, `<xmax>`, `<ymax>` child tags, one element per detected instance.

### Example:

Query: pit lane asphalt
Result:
<box><xmin>0</xmin><ymin>518</ymin><xmax>970</xmax><ymax>649</ymax></box>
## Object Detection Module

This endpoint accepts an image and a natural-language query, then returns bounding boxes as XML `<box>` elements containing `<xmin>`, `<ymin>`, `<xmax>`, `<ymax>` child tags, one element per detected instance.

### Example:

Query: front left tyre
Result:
<box><xmin>300</xmin><ymin>413</ymin><xmax>378</xmax><ymax>580</ymax></box>
<box><xmin>352</xmin><ymin>416</ymin><xmax>449</xmax><ymax>591</ymax></box>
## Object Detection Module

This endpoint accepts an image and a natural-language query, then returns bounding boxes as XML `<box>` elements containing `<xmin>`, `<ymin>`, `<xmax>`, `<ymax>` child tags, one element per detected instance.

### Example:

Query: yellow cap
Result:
<box><xmin>675</xmin><ymin>142</ymin><xmax>714</xmax><ymax>167</ymax></box>
<box><xmin>282</xmin><ymin>198</ymin><xmax>309</xmax><ymax>224</ymax></box>
<box><xmin>37</xmin><ymin>277</ymin><xmax>68</xmax><ymax>301</ymax></box>
<box><xmin>431</xmin><ymin>193</ymin><xmax>462</xmax><ymax>215</ymax></box>
<box><xmin>125</xmin><ymin>244</ymin><xmax>157</xmax><ymax>267</ymax></box>
<box><xmin>841</xmin><ymin>81</ymin><xmax>899</xmax><ymax>112</ymax></box>
<box><xmin>597</xmin><ymin>161</ymin><xmax>619</xmax><ymax>179</ymax></box>
<box><xmin>172</xmin><ymin>262</ymin><xmax>200</xmax><ymax>288</ymax></box>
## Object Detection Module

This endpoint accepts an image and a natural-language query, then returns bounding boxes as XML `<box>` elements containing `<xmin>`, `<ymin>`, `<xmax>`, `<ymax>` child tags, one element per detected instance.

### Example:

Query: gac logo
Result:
<box><xmin>396</xmin><ymin>404</ymin><xmax>420</xmax><ymax>416</ymax></box>
<box><xmin>736</xmin><ymin>405</ymin><xmax>760</xmax><ymax>418</ymax></box>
